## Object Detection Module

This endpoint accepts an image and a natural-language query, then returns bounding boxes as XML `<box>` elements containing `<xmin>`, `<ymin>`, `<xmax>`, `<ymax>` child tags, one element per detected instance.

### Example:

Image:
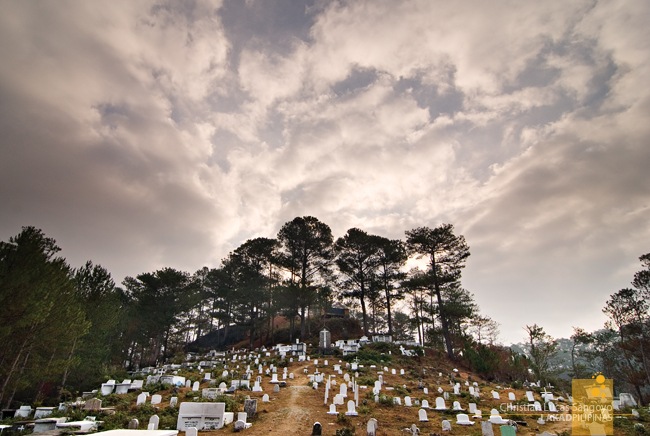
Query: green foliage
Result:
<box><xmin>357</xmin><ymin>404</ymin><xmax>371</xmax><ymax>415</ymax></box>
<box><xmin>0</xmin><ymin>227</ymin><xmax>90</xmax><ymax>406</ymax></box>
<box><xmin>335</xmin><ymin>428</ymin><xmax>355</xmax><ymax>436</ymax></box>
<box><xmin>464</xmin><ymin>343</ymin><xmax>500</xmax><ymax>378</ymax></box>
<box><xmin>377</xmin><ymin>395</ymin><xmax>394</xmax><ymax>407</ymax></box>
<box><xmin>336</xmin><ymin>412</ymin><xmax>350</xmax><ymax>425</ymax></box>
<box><xmin>355</xmin><ymin>376</ymin><xmax>376</xmax><ymax>386</ymax></box>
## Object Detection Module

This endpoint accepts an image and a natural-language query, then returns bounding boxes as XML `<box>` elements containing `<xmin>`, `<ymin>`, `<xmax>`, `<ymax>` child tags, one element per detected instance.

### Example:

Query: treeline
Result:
<box><xmin>1</xmin><ymin>217</ymin><xmax>496</xmax><ymax>407</ymax></box>
<box><xmin>2</xmin><ymin>219</ymin><xmax>648</xmax><ymax>407</ymax></box>
<box><xmin>499</xmin><ymin>254</ymin><xmax>650</xmax><ymax>404</ymax></box>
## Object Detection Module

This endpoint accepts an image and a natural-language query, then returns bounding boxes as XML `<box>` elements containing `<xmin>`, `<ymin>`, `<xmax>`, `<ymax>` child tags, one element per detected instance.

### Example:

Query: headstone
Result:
<box><xmin>151</xmin><ymin>394</ymin><xmax>162</xmax><ymax>405</ymax></box>
<box><xmin>442</xmin><ymin>420</ymin><xmax>452</xmax><ymax>431</ymax></box>
<box><xmin>340</xmin><ymin>383</ymin><xmax>348</xmax><ymax>398</ymax></box>
<box><xmin>345</xmin><ymin>400</ymin><xmax>358</xmax><ymax>416</ymax></box>
<box><xmin>435</xmin><ymin>397</ymin><xmax>447</xmax><ymax>410</ymax></box>
<box><xmin>273</xmin><ymin>384</ymin><xmax>280</xmax><ymax>393</ymax></box>
<box><xmin>620</xmin><ymin>393</ymin><xmax>637</xmax><ymax>408</ymax></box>
<box><xmin>128</xmin><ymin>419</ymin><xmax>139</xmax><ymax>429</ymax></box>
<box><xmin>312</xmin><ymin>422</ymin><xmax>322</xmax><ymax>436</ymax></box>
<box><xmin>83</xmin><ymin>398</ymin><xmax>102</xmax><ymax>411</ymax></box>
<box><xmin>453</xmin><ymin>401</ymin><xmax>463</xmax><ymax>410</ymax></box>
<box><xmin>186</xmin><ymin>428</ymin><xmax>198</xmax><ymax>436</ymax></box>
<box><xmin>456</xmin><ymin>413</ymin><xmax>474</xmax><ymax>426</ymax></box>
<box><xmin>244</xmin><ymin>399</ymin><xmax>257</xmax><ymax>418</ymax></box>
<box><xmin>327</xmin><ymin>404</ymin><xmax>337</xmax><ymax>415</ymax></box>
<box><xmin>481</xmin><ymin>421</ymin><xmax>495</xmax><ymax>436</ymax></box>
<box><xmin>404</xmin><ymin>396</ymin><xmax>412</xmax><ymax>407</ymax></box>
<box><xmin>469</xmin><ymin>403</ymin><xmax>477</xmax><ymax>413</ymax></box>
<box><xmin>137</xmin><ymin>392</ymin><xmax>147</xmax><ymax>405</ymax></box>
<box><xmin>418</xmin><ymin>408</ymin><xmax>428</xmax><ymax>422</ymax></box>
<box><xmin>410</xmin><ymin>424</ymin><xmax>420</xmax><ymax>435</ymax></box>
<box><xmin>176</xmin><ymin>402</ymin><xmax>228</xmax><ymax>430</ymax></box>
<box><xmin>192</xmin><ymin>381</ymin><xmax>200</xmax><ymax>391</ymax></box>
<box><xmin>367</xmin><ymin>418</ymin><xmax>378</xmax><ymax>436</ymax></box>
<box><xmin>421</xmin><ymin>399</ymin><xmax>430</xmax><ymax>409</ymax></box>
<box><xmin>262</xmin><ymin>394</ymin><xmax>269</xmax><ymax>402</ymax></box>
<box><xmin>169</xmin><ymin>396</ymin><xmax>178</xmax><ymax>407</ymax></box>
<box><xmin>148</xmin><ymin>414</ymin><xmax>159</xmax><ymax>430</ymax></box>
<box><xmin>508</xmin><ymin>392</ymin><xmax>516</xmax><ymax>401</ymax></box>
<box><xmin>500</xmin><ymin>425</ymin><xmax>516</xmax><ymax>436</ymax></box>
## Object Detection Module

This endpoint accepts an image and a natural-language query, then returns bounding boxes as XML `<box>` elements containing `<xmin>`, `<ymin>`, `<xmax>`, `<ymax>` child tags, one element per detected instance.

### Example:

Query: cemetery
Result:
<box><xmin>2</xmin><ymin>332</ymin><xmax>643</xmax><ymax>436</ymax></box>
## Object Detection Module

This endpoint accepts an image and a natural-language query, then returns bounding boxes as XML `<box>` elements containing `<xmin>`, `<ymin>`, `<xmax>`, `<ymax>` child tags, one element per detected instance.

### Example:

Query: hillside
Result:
<box><xmin>9</xmin><ymin>341</ymin><xmax>642</xmax><ymax>436</ymax></box>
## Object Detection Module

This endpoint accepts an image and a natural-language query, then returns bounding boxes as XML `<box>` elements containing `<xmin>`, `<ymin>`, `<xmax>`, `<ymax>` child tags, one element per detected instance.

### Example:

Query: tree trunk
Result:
<box><xmin>60</xmin><ymin>335</ymin><xmax>79</xmax><ymax>399</ymax></box>
<box><xmin>359</xmin><ymin>283</ymin><xmax>369</xmax><ymax>336</ymax></box>
<box><xmin>385</xmin><ymin>275</ymin><xmax>393</xmax><ymax>336</ymax></box>
<box><xmin>0</xmin><ymin>335</ymin><xmax>30</xmax><ymax>406</ymax></box>
<box><xmin>431</xmin><ymin>257</ymin><xmax>454</xmax><ymax>360</ymax></box>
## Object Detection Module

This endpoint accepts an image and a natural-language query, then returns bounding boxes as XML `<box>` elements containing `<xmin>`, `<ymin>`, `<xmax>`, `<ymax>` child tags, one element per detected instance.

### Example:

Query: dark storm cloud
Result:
<box><xmin>1</xmin><ymin>0</ymin><xmax>648</xmax><ymax>343</ymax></box>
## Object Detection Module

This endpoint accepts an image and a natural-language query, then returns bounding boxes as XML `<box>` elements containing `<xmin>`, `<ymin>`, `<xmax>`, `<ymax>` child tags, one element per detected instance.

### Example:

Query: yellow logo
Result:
<box><xmin>571</xmin><ymin>374</ymin><xmax>613</xmax><ymax>435</ymax></box>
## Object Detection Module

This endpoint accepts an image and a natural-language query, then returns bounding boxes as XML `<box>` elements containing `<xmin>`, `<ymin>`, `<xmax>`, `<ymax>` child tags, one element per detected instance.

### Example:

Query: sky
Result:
<box><xmin>1</xmin><ymin>0</ymin><xmax>649</xmax><ymax>345</ymax></box>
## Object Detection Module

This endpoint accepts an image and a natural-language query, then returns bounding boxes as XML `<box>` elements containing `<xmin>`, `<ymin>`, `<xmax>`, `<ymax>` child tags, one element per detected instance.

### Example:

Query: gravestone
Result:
<box><xmin>404</xmin><ymin>396</ymin><xmax>412</xmax><ymax>407</ymax></box>
<box><xmin>186</xmin><ymin>428</ymin><xmax>198</xmax><ymax>436</ymax></box>
<box><xmin>500</xmin><ymin>425</ymin><xmax>516</xmax><ymax>436</ymax></box>
<box><xmin>434</xmin><ymin>397</ymin><xmax>447</xmax><ymax>410</ymax></box>
<box><xmin>421</xmin><ymin>399</ymin><xmax>430</xmax><ymax>409</ymax></box>
<box><xmin>84</xmin><ymin>398</ymin><xmax>102</xmax><ymax>411</ymax></box>
<box><xmin>151</xmin><ymin>394</ymin><xmax>162</xmax><ymax>405</ymax></box>
<box><xmin>137</xmin><ymin>393</ymin><xmax>147</xmax><ymax>405</ymax></box>
<box><xmin>273</xmin><ymin>384</ymin><xmax>280</xmax><ymax>393</ymax></box>
<box><xmin>366</xmin><ymin>418</ymin><xmax>378</xmax><ymax>436</ymax></box>
<box><xmin>442</xmin><ymin>420</ymin><xmax>452</xmax><ymax>431</ymax></box>
<box><xmin>176</xmin><ymin>402</ymin><xmax>229</xmax><ymax>430</ymax></box>
<box><xmin>128</xmin><ymin>419</ymin><xmax>139</xmax><ymax>429</ymax></box>
<box><xmin>327</xmin><ymin>404</ymin><xmax>337</xmax><ymax>415</ymax></box>
<box><xmin>418</xmin><ymin>408</ymin><xmax>428</xmax><ymax>422</ymax></box>
<box><xmin>169</xmin><ymin>396</ymin><xmax>178</xmax><ymax>407</ymax></box>
<box><xmin>345</xmin><ymin>400</ymin><xmax>358</xmax><ymax>416</ymax></box>
<box><xmin>148</xmin><ymin>414</ymin><xmax>159</xmax><ymax>430</ymax></box>
<box><xmin>410</xmin><ymin>424</ymin><xmax>420</xmax><ymax>435</ymax></box>
<box><xmin>244</xmin><ymin>399</ymin><xmax>257</xmax><ymax>418</ymax></box>
<box><xmin>312</xmin><ymin>422</ymin><xmax>322</xmax><ymax>436</ymax></box>
<box><xmin>192</xmin><ymin>381</ymin><xmax>200</xmax><ymax>391</ymax></box>
<box><xmin>456</xmin><ymin>414</ymin><xmax>474</xmax><ymax>426</ymax></box>
<box><xmin>262</xmin><ymin>394</ymin><xmax>269</xmax><ymax>403</ymax></box>
<box><xmin>481</xmin><ymin>421</ymin><xmax>495</xmax><ymax>436</ymax></box>
<box><xmin>453</xmin><ymin>401</ymin><xmax>463</xmax><ymax>410</ymax></box>
<box><xmin>234</xmin><ymin>420</ymin><xmax>246</xmax><ymax>432</ymax></box>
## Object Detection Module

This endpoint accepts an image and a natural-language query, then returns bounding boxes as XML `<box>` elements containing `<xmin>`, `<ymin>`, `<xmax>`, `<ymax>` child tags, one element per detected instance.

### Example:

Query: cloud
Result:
<box><xmin>1</xmin><ymin>0</ymin><xmax>649</xmax><ymax>343</ymax></box>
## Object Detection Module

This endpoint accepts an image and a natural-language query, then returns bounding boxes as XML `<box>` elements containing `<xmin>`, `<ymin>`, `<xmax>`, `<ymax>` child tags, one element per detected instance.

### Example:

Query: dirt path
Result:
<box><xmin>244</xmin><ymin>361</ymin><xmax>326</xmax><ymax>435</ymax></box>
